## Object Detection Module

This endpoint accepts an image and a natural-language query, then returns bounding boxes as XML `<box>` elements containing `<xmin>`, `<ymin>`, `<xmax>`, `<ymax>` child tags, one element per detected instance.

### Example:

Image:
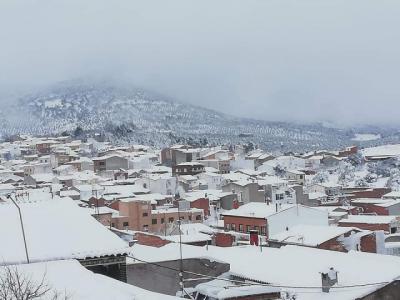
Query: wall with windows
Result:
<box><xmin>223</xmin><ymin>216</ymin><xmax>267</xmax><ymax>235</ymax></box>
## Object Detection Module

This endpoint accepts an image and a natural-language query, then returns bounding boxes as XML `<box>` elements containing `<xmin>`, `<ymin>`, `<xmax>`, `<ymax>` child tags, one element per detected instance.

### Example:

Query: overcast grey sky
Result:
<box><xmin>1</xmin><ymin>0</ymin><xmax>399</xmax><ymax>126</ymax></box>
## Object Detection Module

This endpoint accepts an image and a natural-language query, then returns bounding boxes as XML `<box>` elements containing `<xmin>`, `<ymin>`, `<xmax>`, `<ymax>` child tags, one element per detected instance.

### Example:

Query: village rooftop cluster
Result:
<box><xmin>2</xmin><ymin>135</ymin><xmax>400</xmax><ymax>299</ymax></box>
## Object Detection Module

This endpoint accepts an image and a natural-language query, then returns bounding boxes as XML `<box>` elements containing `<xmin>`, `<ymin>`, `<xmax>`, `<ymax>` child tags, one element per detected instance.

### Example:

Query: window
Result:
<box><xmin>195</xmin><ymin>215</ymin><xmax>202</xmax><ymax>221</ymax></box>
<box><xmin>239</xmin><ymin>224</ymin><xmax>243</xmax><ymax>232</ymax></box>
<box><xmin>275</xmin><ymin>194</ymin><xmax>284</xmax><ymax>201</ymax></box>
<box><xmin>246</xmin><ymin>225</ymin><xmax>251</xmax><ymax>233</ymax></box>
<box><xmin>196</xmin><ymin>294</ymin><xmax>207</xmax><ymax>300</ymax></box>
<box><xmin>254</xmin><ymin>226</ymin><xmax>259</xmax><ymax>232</ymax></box>
<box><xmin>99</xmin><ymin>161</ymin><xmax>105</xmax><ymax>166</ymax></box>
<box><xmin>161</xmin><ymin>218</ymin><xmax>165</xmax><ymax>224</ymax></box>
<box><xmin>391</xmin><ymin>227</ymin><xmax>397</xmax><ymax>234</ymax></box>
<box><xmin>225</xmin><ymin>223</ymin><xmax>230</xmax><ymax>230</ymax></box>
<box><xmin>231</xmin><ymin>224</ymin><xmax>236</xmax><ymax>231</ymax></box>
<box><xmin>152</xmin><ymin>219</ymin><xmax>157</xmax><ymax>225</ymax></box>
<box><xmin>169</xmin><ymin>217</ymin><xmax>174</xmax><ymax>223</ymax></box>
<box><xmin>143</xmin><ymin>225</ymin><xmax>149</xmax><ymax>231</ymax></box>
<box><xmin>260</xmin><ymin>226</ymin><xmax>266</xmax><ymax>234</ymax></box>
<box><xmin>142</xmin><ymin>212</ymin><xmax>148</xmax><ymax>217</ymax></box>
<box><xmin>123</xmin><ymin>222</ymin><xmax>129</xmax><ymax>227</ymax></box>
<box><xmin>188</xmin><ymin>216</ymin><xmax>192</xmax><ymax>221</ymax></box>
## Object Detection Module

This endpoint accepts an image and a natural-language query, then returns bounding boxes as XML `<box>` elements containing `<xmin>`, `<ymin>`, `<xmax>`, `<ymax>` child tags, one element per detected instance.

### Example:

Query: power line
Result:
<box><xmin>127</xmin><ymin>254</ymin><xmax>389</xmax><ymax>291</ymax></box>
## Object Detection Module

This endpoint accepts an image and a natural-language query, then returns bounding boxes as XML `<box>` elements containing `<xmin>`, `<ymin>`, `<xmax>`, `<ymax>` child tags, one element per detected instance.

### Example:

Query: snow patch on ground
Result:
<box><xmin>44</xmin><ymin>98</ymin><xmax>63</xmax><ymax>108</ymax></box>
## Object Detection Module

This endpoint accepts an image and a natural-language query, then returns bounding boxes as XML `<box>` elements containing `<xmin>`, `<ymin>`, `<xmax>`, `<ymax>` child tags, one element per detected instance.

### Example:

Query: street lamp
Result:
<box><xmin>7</xmin><ymin>193</ymin><xmax>30</xmax><ymax>264</ymax></box>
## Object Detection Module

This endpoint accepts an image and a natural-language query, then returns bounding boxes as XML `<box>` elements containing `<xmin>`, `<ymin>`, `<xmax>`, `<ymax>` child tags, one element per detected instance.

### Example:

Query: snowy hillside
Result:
<box><xmin>0</xmin><ymin>81</ymin><xmax>379</xmax><ymax>151</ymax></box>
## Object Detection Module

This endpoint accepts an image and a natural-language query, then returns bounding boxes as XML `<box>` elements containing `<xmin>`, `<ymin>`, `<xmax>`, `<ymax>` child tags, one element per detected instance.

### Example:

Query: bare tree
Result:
<box><xmin>0</xmin><ymin>265</ymin><xmax>70</xmax><ymax>300</ymax></box>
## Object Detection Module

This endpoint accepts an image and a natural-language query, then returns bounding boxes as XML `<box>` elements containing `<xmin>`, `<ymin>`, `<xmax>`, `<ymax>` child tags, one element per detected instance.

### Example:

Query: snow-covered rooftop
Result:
<box><xmin>316</xmin><ymin>182</ymin><xmax>341</xmax><ymax>188</ymax></box>
<box><xmin>1</xmin><ymin>259</ymin><xmax>178</xmax><ymax>300</ymax></box>
<box><xmin>0</xmin><ymin>183</ymin><xmax>16</xmax><ymax>191</ymax></box>
<box><xmin>29</xmin><ymin>173</ymin><xmax>54</xmax><ymax>183</ymax></box>
<box><xmin>119</xmin><ymin>193</ymin><xmax>169</xmax><ymax>204</ymax></box>
<box><xmin>128</xmin><ymin>243</ymin><xmax>209</xmax><ymax>263</ymax></box>
<box><xmin>152</xmin><ymin>207</ymin><xmax>203</xmax><ymax>214</ymax></box>
<box><xmin>179</xmin><ymin>174</ymin><xmax>198</xmax><ymax>180</ymax></box>
<box><xmin>257</xmin><ymin>175</ymin><xmax>287</xmax><ymax>186</ymax></box>
<box><xmin>383</xmin><ymin>191</ymin><xmax>400</xmax><ymax>198</ymax></box>
<box><xmin>351</xmin><ymin>198</ymin><xmax>391</xmax><ymax>204</ymax></box>
<box><xmin>308</xmin><ymin>192</ymin><xmax>327</xmax><ymax>200</ymax></box>
<box><xmin>129</xmin><ymin>243</ymin><xmax>400</xmax><ymax>300</ymax></box>
<box><xmin>350</xmin><ymin>198</ymin><xmax>400</xmax><ymax>208</ymax></box>
<box><xmin>183</xmin><ymin>189</ymin><xmax>233</xmax><ymax>202</ymax></box>
<box><xmin>287</xmin><ymin>169</ymin><xmax>305</xmax><ymax>175</ymax></box>
<box><xmin>222</xmin><ymin>202</ymin><xmax>295</xmax><ymax>219</ymax></box>
<box><xmin>59</xmin><ymin>189</ymin><xmax>81</xmax><ymax>197</ymax></box>
<box><xmin>164</xmin><ymin>233</ymin><xmax>211</xmax><ymax>243</ymax></box>
<box><xmin>0</xmin><ymin>197</ymin><xmax>128</xmax><ymax>265</ymax></box>
<box><xmin>195</xmin><ymin>277</ymin><xmax>280</xmax><ymax>299</ymax></box>
<box><xmin>339</xmin><ymin>215</ymin><xmax>399</xmax><ymax>225</ymax></box>
<box><xmin>362</xmin><ymin>144</ymin><xmax>400</xmax><ymax>158</ymax></box>
<box><xmin>270</xmin><ymin>225</ymin><xmax>357</xmax><ymax>246</ymax></box>
<box><xmin>176</xmin><ymin>161</ymin><xmax>205</xmax><ymax>167</ymax></box>
<box><xmin>179</xmin><ymin>223</ymin><xmax>215</xmax><ymax>235</ymax></box>
<box><xmin>101</xmin><ymin>184</ymin><xmax>149</xmax><ymax>198</ymax></box>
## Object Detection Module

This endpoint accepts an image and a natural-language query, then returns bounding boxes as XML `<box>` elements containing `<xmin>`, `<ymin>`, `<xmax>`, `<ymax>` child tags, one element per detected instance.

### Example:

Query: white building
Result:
<box><xmin>136</xmin><ymin>174</ymin><xmax>177</xmax><ymax>195</ymax></box>
<box><xmin>222</xmin><ymin>202</ymin><xmax>328</xmax><ymax>236</ymax></box>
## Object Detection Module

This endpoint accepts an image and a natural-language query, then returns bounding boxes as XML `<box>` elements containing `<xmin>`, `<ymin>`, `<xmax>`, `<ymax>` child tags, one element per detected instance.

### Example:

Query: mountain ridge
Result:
<box><xmin>0</xmin><ymin>81</ymin><xmax>393</xmax><ymax>152</ymax></box>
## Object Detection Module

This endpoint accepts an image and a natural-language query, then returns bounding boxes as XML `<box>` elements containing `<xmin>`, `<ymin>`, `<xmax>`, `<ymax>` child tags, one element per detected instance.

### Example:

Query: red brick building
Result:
<box><xmin>351</xmin><ymin>198</ymin><xmax>400</xmax><ymax>216</ymax></box>
<box><xmin>318</xmin><ymin>231</ymin><xmax>378</xmax><ymax>253</ymax></box>
<box><xmin>344</xmin><ymin>187</ymin><xmax>391</xmax><ymax>200</ymax></box>
<box><xmin>135</xmin><ymin>232</ymin><xmax>171</xmax><ymax>248</ymax></box>
<box><xmin>223</xmin><ymin>215</ymin><xmax>267</xmax><ymax>235</ymax></box>
<box><xmin>214</xmin><ymin>232</ymin><xmax>235</xmax><ymax>247</ymax></box>
<box><xmin>338</xmin><ymin>145</ymin><xmax>358</xmax><ymax>157</ymax></box>
<box><xmin>339</xmin><ymin>215</ymin><xmax>400</xmax><ymax>233</ymax></box>
<box><xmin>222</xmin><ymin>203</ymin><xmax>328</xmax><ymax>238</ymax></box>
<box><xmin>184</xmin><ymin>197</ymin><xmax>210</xmax><ymax>217</ymax></box>
<box><xmin>269</xmin><ymin>225</ymin><xmax>379</xmax><ymax>253</ymax></box>
<box><xmin>109</xmin><ymin>199</ymin><xmax>204</xmax><ymax>234</ymax></box>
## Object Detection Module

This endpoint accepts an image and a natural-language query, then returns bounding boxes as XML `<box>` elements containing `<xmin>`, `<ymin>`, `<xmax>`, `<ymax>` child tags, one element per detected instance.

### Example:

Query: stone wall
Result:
<box><xmin>127</xmin><ymin>258</ymin><xmax>230</xmax><ymax>295</ymax></box>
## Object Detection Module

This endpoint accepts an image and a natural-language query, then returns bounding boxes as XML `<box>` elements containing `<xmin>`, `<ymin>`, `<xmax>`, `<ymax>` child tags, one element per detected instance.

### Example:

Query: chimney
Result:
<box><xmin>321</xmin><ymin>267</ymin><xmax>338</xmax><ymax>293</ymax></box>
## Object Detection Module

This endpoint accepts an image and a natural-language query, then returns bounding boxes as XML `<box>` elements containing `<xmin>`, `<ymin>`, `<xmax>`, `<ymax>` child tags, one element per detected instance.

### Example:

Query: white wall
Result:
<box><xmin>268</xmin><ymin>205</ymin><xmax>328</xmax><ymax>236</ymax></box>
<box><xmin>136</xmin><ymin>177</ymin><xmax>177</xmax><ymax>195</ymax></box>
<box><xmin>199</xmin><ymin>173</ymin><xmax>223</xmax><ymax>189</ymax></box>
<box><xmin>230</xmin><ymin>157</ymin><xmax>255</xmax><ymax>171</ymax></box>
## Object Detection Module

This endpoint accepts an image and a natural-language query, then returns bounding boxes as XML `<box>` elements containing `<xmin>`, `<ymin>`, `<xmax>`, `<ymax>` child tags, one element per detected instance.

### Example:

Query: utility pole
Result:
<box><xmin>177</xmin><ymin>203</ymin><xmax>184</xmax><ymax>296</ymax></box>
<box><xmin>164</xmin><ymin>211</ymin><xmax>167</xmax><ymax>236</ymax></box>
<box><xmin>7</xmin><ymin>194</ymin><xmax>30</xmax><ymax>264</ymax></box>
